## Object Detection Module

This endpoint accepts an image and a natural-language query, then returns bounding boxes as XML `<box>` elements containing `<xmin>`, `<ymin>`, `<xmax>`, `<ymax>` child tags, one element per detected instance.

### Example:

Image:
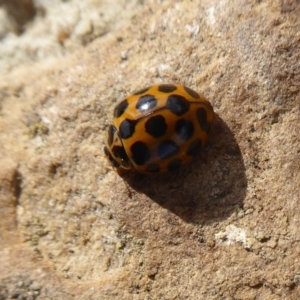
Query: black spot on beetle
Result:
<box><xmin>119</xmin><ymin>119</ymin><xmax>137</xmax><ymax>139</ymax></box>
<box><xmin>112</xmin><ymin>145</ymin><xmax>129</xmax><ymax>162</ymax></box>
<box><xmin>196</xmin><ymin>108</ymin><xmax>211</xmax><ymax>133</ymax></box>
<box><xmin>184</xmin><ymin>86</ymin><xmax>200</xmax><ymax>99</ymax></box>
<box><xmin>166</xmin><ymin>95</ymin><xmax>190</xmax><ymax>116</ymax></box>
<box><xmin>136</xmin><ymin>94</ymin><xmax>158</xmax><ymax>113</ymax></box>
<box><xmin>158</xmin><ymin>84</ymin><xmax>177</xmax><ymax>93</ymax></box>
<box><xmin>175</xmin><ymin>119</ymin><xmax>194</xmax><ymax>140</ymax></box>
<box><xmin>145</xmin><ymin>115</ymin><xmax>168</xmax><ymax>138</ymax></box>
<box><xmin>186</xmin><ymin>139</ymin><xmax>202</xmax><ymax>156</ymax></box>
<box><xmin>131</xmin><ymin>141</ymin><xmax>151</xmax><ymax>165</ymax></box>
<box><xmin>114</xmin><ymin>99</ymin><xmax>129</xmax><ymax>118</ymax></box>
<box><xmin>157</xmin><ymin>140</ymin><xmax>179</xmax><ymax>159</ymax></box>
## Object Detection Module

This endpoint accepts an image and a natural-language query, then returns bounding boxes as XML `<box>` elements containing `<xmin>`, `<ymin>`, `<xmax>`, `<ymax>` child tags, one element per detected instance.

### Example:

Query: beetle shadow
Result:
<box><xmin>123</xmin><ymin>115</ymin><xmax>247</xmax><ymax>225</ymax></box>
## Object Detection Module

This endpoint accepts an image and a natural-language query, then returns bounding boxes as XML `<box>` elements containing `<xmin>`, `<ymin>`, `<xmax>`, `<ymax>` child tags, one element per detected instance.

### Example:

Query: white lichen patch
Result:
<box><xmin>215</xmin><ymin>225</ymin><xmax>254</xmax><ymax>249</ymax></box>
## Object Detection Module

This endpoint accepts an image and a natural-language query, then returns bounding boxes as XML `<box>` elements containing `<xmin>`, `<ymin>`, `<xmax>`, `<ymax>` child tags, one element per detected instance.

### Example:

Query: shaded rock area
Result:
<box><xmin>0</xmin><ymin>0</ymin><xmax>299</xmax><ymax>299</ymax></box>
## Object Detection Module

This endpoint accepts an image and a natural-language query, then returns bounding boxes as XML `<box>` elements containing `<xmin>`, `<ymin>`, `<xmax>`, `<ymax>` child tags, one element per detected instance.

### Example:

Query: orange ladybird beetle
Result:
<box><xmin>104</xmin><ymin>83</ymin><xmax>214</xmax><ymax>174</ymax></box>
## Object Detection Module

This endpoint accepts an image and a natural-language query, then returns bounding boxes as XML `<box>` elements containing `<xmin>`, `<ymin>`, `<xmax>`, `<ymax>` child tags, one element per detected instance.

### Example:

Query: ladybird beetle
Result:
<box><xmin>104</xmin><ymin>83</ymin><xmax>214</xmax><ymax>173</ymax></box>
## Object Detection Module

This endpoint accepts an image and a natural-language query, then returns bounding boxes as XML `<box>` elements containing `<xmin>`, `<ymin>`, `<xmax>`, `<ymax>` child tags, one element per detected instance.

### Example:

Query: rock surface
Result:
<box><xmin>0</xmin><ymin>0</ymin><xmax>299</xmax><ymax>299</ymax></box>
